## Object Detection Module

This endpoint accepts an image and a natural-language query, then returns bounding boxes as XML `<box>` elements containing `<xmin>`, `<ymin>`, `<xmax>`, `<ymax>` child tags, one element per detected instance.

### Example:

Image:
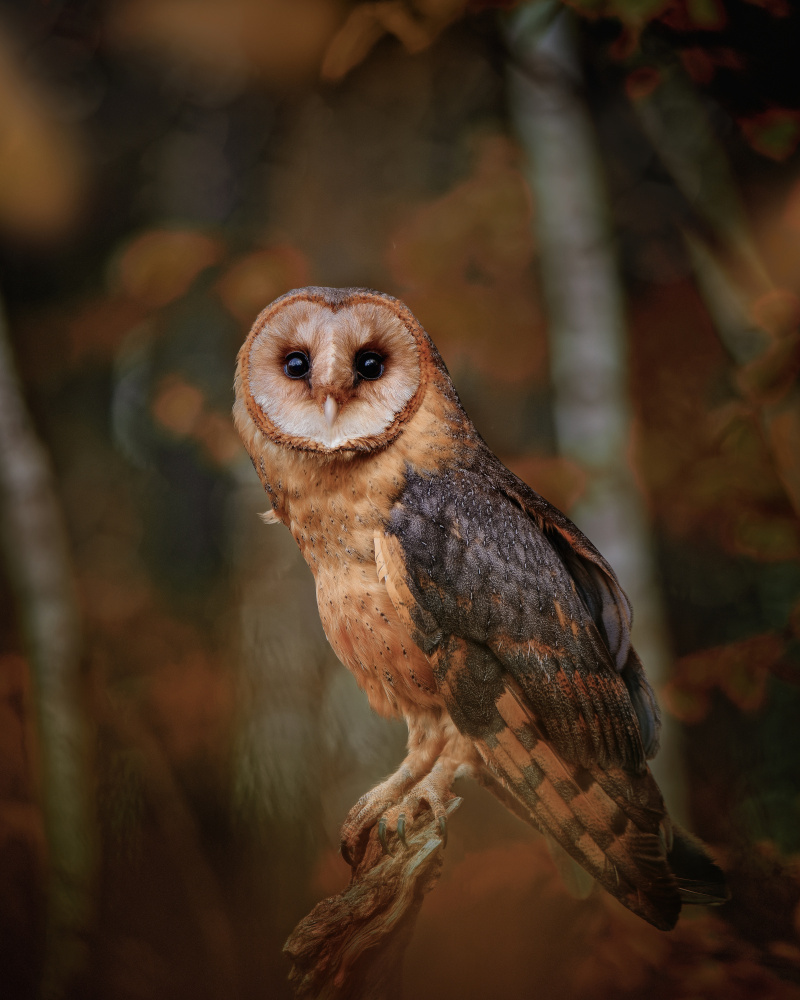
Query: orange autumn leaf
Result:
<box><xmin>679</xmin><ymin>46</ymin><xmax>744</xmax><ymax>85</ymax></box>
<box><xmin>749</xmin><ymin>288</ymin><xmax>800</xmax><ymax>340</ymax></box>
<box><xmin>740</xmin><ymin>108</ymin><xmax>800</xmax><ymax>163</ymax></box>
<box><xmin>67</xmin><ymin>296</ymin><xmax>149</xmax><ymax>364</ymax></box>
<box><xmin>665</xmin><ymin>633</ymin><xmax>784</xmax><ymax>721</ymax></box>
<box><xmin>743</xmin><ymin>0</ymin><xmax>790</xmax><ymax>14</ymax></box>
<box><xmin>115</xmin><ymin>229</ymin><xmax>224</xmax><ymax>309</ymax></box>
<box><xmin>216</xmin><ymin>245</ymin><xmax>310</xmax><ymax>325</ymax></box>
<box><xmin>0</xmin><ymin>30</ymin><xmax>85</xmax><ymax>240</ymax></box>
<box><xmin>320</xmin><ymin>0</ymin><xmax>466</xmax><ymax>81</ymax></box>
<box><xmin>660</xmin><ymin>683</ymin><xmax>711</xmax><ymax>724</ymax></box>
<box><xmin>151</xmin><ymin>375</ymin><xmax>205</xmax><ymax>437</ymax></box>
<box><xmin>626</xmin><ymin>66</ymin><xmax>662</xmax><ymax>101</ymax></box>
<box><xmin>659</xmin><ymin>0</ymin><xmax>727</xmax><ymax>29</ymax></box>
<box><xmin>193</xmin><ymin>410</ymin><xmax>243</xmax><ymax>466</ymax></box>
<box><xmin>388</xmin><ymin>135</ymin><xmax>545</xmax><ymax>384</ymax></box>
<box><xmin>151</xmin><ymin>374</ymin><xmax>243</xmax><ymax>467</ymax></box>
<box><xmin>108</xmin><ymin>0</ymin><xmax>345</xmax><ymax>87</ymax></box>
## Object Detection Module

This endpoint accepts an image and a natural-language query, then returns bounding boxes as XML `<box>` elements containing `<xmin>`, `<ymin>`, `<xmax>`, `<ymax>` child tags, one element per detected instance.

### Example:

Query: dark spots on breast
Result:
<box><xmin>574</xmin><ymin>768</ymin><xmax>594</xmax><ymax>792</ymax></box>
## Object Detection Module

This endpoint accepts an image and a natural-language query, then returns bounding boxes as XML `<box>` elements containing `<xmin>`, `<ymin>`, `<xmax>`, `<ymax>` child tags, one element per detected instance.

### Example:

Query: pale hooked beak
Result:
<box><xmin>323</xmin><ymin>395</ymin><xmax>339</xmax><ymax>426</ymax></box>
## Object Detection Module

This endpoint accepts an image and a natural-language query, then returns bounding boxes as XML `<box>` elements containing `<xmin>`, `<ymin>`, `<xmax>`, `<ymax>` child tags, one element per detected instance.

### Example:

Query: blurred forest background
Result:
<box><xmin>1</xmin><ymin>0</ymin><xmax>800</xmax><ymax>998</ymax></box>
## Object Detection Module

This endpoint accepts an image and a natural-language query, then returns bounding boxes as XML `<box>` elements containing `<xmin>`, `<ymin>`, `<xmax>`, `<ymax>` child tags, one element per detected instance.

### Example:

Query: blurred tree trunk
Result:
<box><xmin>505</xmin><ymin>6</ymin><xmax>685</xmax><ymax>813</ymax></box>
<box><xmin>0</xmin><ymin>299</ymin><xmax>94</xmax><ymax>998</ymax></box>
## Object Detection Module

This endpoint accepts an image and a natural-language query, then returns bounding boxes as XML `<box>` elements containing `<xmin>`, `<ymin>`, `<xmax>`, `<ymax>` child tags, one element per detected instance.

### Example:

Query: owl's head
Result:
<box><xmin>234</xmin><ymin>286</ymin><xmax>442</xmax><ymax>455</ymax></box>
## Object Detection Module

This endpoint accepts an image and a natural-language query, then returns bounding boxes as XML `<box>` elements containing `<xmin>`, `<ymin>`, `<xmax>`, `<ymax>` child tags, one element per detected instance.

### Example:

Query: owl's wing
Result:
<box><xmin>488</xmin><ymin>457</ymin><xmax>661</xmax><ymax>760</ymax></box>
<box><xmin>375</xmin><ymin>459</ymin><xmax>691</xmax><ymax>928</ymax></box>
<box><xmin>380</xmin><ymin>457</ymin><xmax>656</xmax><ymax>775</ymax></box>
<box><xmin>375</xmin><ymin>538</ymin><xmax>685</xmax><ymax>929</ymax></box>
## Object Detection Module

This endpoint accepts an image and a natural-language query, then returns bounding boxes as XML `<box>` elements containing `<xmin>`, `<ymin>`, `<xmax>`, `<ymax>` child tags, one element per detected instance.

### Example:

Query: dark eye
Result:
<box><xmin>284</xmin><ymin>351</ymin><xmax>310</xmax><ymax>379</ymax></box>
<box><xmin>355</xmin><ymin>351</ymin><xmax>384</xmax><ymax>381</ymax></box>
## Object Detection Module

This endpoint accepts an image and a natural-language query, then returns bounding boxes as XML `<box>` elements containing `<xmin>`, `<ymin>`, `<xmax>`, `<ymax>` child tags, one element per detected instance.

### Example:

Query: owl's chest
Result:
<box><xmin>280</xmin><ymin>468</ymin><xmax>440</xmax><ymax>718</ymax></box>
<box><xmin>316</xmin><ymin>555</ymin><xmax>440</xmax><ymax>718</ymax></box>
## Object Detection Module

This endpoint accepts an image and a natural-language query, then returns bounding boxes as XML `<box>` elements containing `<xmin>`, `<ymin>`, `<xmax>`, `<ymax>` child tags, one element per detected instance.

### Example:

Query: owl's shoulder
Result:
<box><xmin>390</xmin><ymin>444</ymin><xmax>549</xmax><ymax>558</ymax></box>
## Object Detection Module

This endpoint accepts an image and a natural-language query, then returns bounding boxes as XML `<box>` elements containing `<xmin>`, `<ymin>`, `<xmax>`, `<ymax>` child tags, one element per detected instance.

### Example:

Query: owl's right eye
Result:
<box><xmin>284</xmin><ymin>351</ymin><xmax>310</xmax><ymax>379</ymax></box>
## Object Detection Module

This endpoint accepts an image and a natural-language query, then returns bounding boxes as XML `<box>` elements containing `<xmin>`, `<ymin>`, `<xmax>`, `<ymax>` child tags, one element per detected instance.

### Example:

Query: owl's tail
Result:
<box><xmin>474</xmin><ymin>681</ymin><xmax>727</xmax><ymax>930</ymax></box>
<box><xmin>669</xmin><ymin>824</ymin><xmax>730</xmax><ymax>906</ymax></box>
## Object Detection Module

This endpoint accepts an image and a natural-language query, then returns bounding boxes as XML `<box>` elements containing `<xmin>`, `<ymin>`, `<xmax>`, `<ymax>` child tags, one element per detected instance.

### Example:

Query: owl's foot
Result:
<box><xmin>340</xmin><ymin>754</ymin><xmax>460</xmax><ymax>866</ymax></box>
<box><xmin>376</xmin><ymin>763</ymin><xmax>461</xmax><ymax>854</ymax></box>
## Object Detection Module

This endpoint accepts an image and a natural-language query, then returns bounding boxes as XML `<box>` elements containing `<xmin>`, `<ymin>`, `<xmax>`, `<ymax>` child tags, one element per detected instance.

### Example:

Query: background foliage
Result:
<box><xmin>0</xmin><ymin>1</ymin><xmax>799</xmax><ymax>998</ymax></box>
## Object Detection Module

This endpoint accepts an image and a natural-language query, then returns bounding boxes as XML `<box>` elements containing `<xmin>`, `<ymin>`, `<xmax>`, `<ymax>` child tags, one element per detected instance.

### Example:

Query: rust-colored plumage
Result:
<box><xmin>234</xmin><ymin>286</ymin><xmax>727</xmax><ymax>930</ymax></box>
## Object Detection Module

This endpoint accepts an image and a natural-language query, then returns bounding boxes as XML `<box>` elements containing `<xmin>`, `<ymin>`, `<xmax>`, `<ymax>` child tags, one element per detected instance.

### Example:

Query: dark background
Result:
<box><xmin>1</xmin><ymin>1</ymin><xmax>799</xmax><ymax>998</ymax></box>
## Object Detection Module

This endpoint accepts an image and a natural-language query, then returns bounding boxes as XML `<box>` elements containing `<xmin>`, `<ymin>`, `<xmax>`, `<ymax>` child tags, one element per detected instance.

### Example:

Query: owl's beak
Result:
<box><xmin>323</xmin><ymin>395</ymin><xmax>339</xmax><ymax>426</ymax></box>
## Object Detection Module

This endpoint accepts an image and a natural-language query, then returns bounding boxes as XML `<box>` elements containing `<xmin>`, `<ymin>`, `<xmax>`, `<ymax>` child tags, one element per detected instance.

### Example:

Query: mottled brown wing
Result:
<box><xmin>376</xmin><ymin>520</ymin><xmax>684</xmax><ymax>929</ymax></box>
<box><xmin>486</xmin><ymin>454</ymin><xmax>661</xmax><ymax>759</ymax></box>
<box><xmin>375</xmin><ymin>530</ymin><xmax>680</xmax><ymax>929</ymax></box>
<box><xmin>435</xmin><ymin>635</ymin><xmax>681</xmax><ymax>929</ymax></box>
<box><xmin>384</xmin><ymin>458</ymin><xmax>651</xmax><ymax>774</ymax></box>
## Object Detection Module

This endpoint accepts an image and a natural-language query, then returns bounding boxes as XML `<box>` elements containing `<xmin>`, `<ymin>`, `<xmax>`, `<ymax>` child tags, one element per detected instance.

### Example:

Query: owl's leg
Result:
<box><xmin>376</xmin><ymin>752</ymin><xmax>464</xmax><ymax>853</ymax></box>
<box><xmin>341</xmin><ymin>718</ymin><xmax>477</xmax><ymax>865</ymax></box>
<box><xmin>340</xmin><ymin>717</ymin><xmax>447</xmax><ymax>865</ymax></box>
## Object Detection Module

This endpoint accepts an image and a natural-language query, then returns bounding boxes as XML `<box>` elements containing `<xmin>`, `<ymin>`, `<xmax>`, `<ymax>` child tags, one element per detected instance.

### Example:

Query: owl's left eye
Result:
<box><xmin>355</xmin><ymin>351</ymin><xmax>384</xmax><ymax>381</ymax></box>
<box><xmin>284</xmin><ymin>351</ymin><xmax>310</xmax><ymax>379</ymax></box>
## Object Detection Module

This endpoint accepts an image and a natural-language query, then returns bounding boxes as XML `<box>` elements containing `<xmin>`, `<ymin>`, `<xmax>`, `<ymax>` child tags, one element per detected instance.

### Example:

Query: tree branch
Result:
<box><xmin>285</xmin><ymin>798</ymin><xmax>460</xmax><ymax>1000</ymax></box>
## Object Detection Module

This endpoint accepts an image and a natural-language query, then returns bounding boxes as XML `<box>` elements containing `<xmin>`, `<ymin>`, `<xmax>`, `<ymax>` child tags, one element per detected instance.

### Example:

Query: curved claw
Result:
<box><xmin>341</xmin><ymin>840</ymin><xmax>354</xmax><ymax>867</ymax></box>
<box><xmin>378</xmin><ymin>817</ymin><xmax>392</xmax><ymax>855</ymax></box>
<box><xmin>397</xmin><ymin>813</ymin><xmax>407</xmax><ymax>847</ymax></box>
<box><xmin>438</xmin><ymin>814</ymin><xmax>448</xmax><ymax>848</ymax></box>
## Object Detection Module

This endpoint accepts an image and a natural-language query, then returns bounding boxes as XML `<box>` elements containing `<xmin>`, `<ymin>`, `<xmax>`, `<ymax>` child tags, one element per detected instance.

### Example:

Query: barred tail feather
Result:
<box><xmin>668</xmin><ymin>825</ymin><xmax>729</xmax><ymax>906</ymax></box>
<box><xmin>433</xmin><ymin>640</ymin><xmax>727</xmax><ymax>930</ymax></box>
<box><xmin>477</xmin><ymin>683</ymin><xmax>684</xmax><ymax>930</ymax></box>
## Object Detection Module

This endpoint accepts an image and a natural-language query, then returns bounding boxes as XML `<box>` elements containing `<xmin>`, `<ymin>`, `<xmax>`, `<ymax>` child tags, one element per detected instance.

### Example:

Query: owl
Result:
<box><xmin>233</xmin><ymin>285</ymin><xmax>726</xmax><ymax>930</ymax></box>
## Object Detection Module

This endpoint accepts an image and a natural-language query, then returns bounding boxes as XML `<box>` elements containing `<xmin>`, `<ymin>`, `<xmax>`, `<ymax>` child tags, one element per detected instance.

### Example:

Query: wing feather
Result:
<box><xmin>373</xmin><ymin>494</ymin><xmax>726</xmax><ymax>930</ymax></box>
<box><xmin>383</xmin><ymin>459</ymin><xmax>652</xmax><ymax>772</ymax></box>
<box><xmin>489</xmin><ymin>458</ymin><xmax>661</xmax><ymax>757</ymax></box>
<box><xmin>427</xmin><ymin>635</ymin><xmax>681</xmax><ymax>930</ymax></box>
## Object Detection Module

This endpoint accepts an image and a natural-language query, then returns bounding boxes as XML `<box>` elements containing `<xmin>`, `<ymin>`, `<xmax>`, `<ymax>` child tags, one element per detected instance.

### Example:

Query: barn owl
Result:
<box><xmin>233</xmin><ymin>285</ymin><xmax>726</xmax><ymax>930</ymax></box>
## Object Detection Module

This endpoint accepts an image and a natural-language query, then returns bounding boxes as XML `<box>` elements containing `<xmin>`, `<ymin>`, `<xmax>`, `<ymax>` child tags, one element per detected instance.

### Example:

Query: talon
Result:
<box><xmin>341</xmin><ymin>841</ymin><xmax>354</xmax><ymax>867</ymax></box>
<box><xmin>438</xmin><ymin>814</ymin><xmax>448</xmax><ymax>848</ymax></box>
<box><xmin>397</xmin><ymin>813</ymin><xmax>407</xmax><ymax>847</ymax></box>
<box><xmin>378</xmin><ymin>817</ymin><xmax>392</xmax><ymax>855</ymax></box>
